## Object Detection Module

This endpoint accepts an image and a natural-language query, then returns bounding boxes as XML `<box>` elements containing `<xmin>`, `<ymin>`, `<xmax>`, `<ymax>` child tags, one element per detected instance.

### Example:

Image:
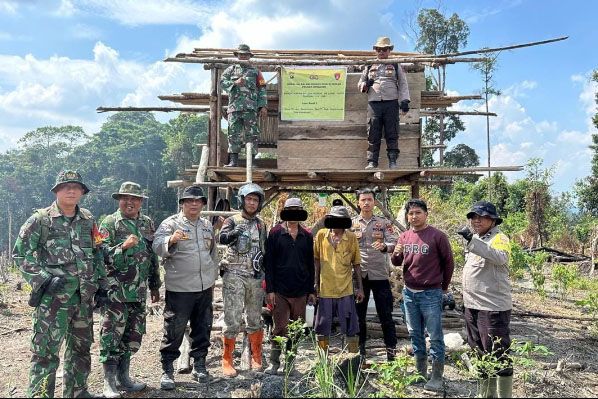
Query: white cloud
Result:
<box><xmin>72</xmin><ymin>0</ymin><xmax>213</xmax><ymax>26</ymax></box>
<box><xmin>55</xmin><ymin>0</ymin><xmax>76</xmax><ymax>17</ymax></box>
<box><xmin>451</xmin><ymin>78</ymin><xmax>594</xmax><ymax>193</ymax></box>
<box><xmin>0</xmin><ymin>1</ymin><xmax>18</xmax><ymax>15</ymax></box>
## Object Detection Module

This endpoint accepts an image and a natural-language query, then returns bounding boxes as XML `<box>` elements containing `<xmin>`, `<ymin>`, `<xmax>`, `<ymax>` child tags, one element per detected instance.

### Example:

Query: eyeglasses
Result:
<box><xmin>375</xmin><ymin>48</ymin><xmax>390</xmax><ymax>52</ymax></box>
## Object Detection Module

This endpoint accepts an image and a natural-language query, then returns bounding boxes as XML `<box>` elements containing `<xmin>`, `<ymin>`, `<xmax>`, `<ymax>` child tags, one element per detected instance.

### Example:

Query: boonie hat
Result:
<box><xmin>179</xmin><ymin>185</ymin><xmax>207</xmax><ymax>204</ymax></box>
<box><xmin>112</xmin><ymin>181</ymin><xmax>147</xmax><ymax>200</ymax></box>
<box><xmin>373</xmin><ymin>36</ymin><xmax>394</xmax><ymax>50</ymax></box>
<box><xmin>234</xmin><ymin>43</ymin><xmax>253</xmax><ymax>57</ymax></box>
<box><xmin>51</xmin><ymin>170</ymin><xmax>90</xmax><ymax>194</ymax></box>
<box><xmin>466</xmin><ymin>200</ymin><xmax>503</xmax><ymax>225</ymax></box>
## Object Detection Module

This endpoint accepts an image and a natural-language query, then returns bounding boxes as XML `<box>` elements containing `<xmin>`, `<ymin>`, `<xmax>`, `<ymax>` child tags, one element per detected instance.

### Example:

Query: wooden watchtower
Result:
<box><xmin>99</xmin><ymin>44</ymin><xmax>540</xmax><ymax>226</ymax></box>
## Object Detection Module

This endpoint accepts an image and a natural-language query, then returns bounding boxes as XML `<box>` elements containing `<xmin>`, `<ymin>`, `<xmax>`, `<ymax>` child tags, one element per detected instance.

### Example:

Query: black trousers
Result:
<box><xmin>464</xmin><ymin>307</ymin><xmax>513</xmax><ymax>376</ymax></box>
<box><xmin>366</xmin><ymin>100</ymin><xmax>399</xmax><ymax>162</ymax></box>
<box><xmin>160</xmin><ymin>289</ymin><xmax>213</xmax><ymax>365</ymax></box>
<box><xmin>355</xmin><ymin>277</ymin><xmax>397</xmax><ymax>349</ymax></box>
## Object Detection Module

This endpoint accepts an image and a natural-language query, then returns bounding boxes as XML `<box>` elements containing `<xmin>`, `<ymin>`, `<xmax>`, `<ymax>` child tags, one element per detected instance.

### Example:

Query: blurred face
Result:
<box><xmin>238</xmin><ymin>53</ymin><xmax>251</xmax><ymax>61</ymax></box>
<box><xmin>375</xmin><ymin>47</ymin><xmax>391</xmax><ymax>59</ymax></box>
<box><xmin>358</xmin><ymin>193</ymin><xmax>375</xmax><ymax>213</ymax></box>
<box><xmin>55</xmin><ymin>183</ymin><xmax>85</xmax><ymax>209</ymax></box>
<box><xmin>118</xmin><ymin>195</ymin><xmax>143</xmax><ymax>219</ymax></box>
<box><xmin>470</xmin><ymin>214</ymin><xmax>495</xmax><ymax>235</ymax></box>
<box><xmin>182</xmin><ymin>198</ymin><xmax>205</xmax><ymax>219</ymax></box>
<box><xmin>407</xmin><ymin>206</ymin><xmax>428</xmax><ymax>230</ymax></box>
<box><xmin>244</xmin><ymin>193</ymin><xmax>260</xmax><ymax>215</ymax></box>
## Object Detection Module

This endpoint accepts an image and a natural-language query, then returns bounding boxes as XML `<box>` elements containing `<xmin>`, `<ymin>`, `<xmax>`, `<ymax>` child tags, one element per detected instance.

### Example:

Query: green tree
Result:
<box><xmin>414</xmin><ymin>10</ymin><xmax>470</xmax><ymax>166</ymax></box>
<box><xmin>444</xmin><ymin>143</ymin><xmax>480</xmax><ymax>168</ymax></box>
<box><xmin>575</xmin><ymin>70</ymin><xmax>598</xmax><ymax>215</ymax></box>
<box><xmin>523</xmin><ymin>158</ymin><xmax>554</xmax><ymax>248</ymax></box>
<box><xmin>472</xmin><ymin>52</ymin><xmax>501</xmax><ymax>196</ymax></box>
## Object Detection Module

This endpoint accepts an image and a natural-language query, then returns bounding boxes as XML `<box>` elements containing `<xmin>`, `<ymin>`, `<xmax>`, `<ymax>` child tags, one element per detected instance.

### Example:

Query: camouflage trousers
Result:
<box><xmin>99</xmin><ymin>301</ymin><xmax>146</xmax><ymax>363</ymax></box>
<box><xmin>222</xmin><ymin>271</ymin><xmax>264</xmax><ymax>338</ymax></box>
<box><xmin>28</xmin><ymin>291</ymin><xmax>94</xmax><ymax>398</ymax></box>
<box><xmin>227</xmin><ymin>110</ymin><xmax>260</xmax><ymax>155</ymax></box>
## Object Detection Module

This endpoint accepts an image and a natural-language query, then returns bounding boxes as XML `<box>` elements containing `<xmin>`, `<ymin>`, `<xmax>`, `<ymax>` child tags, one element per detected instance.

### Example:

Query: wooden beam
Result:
<box><xmin>421</xmin><ymin>110</ymin><xmax>497</xmax><ymax>117</ymax></box>
<box><xmin>97</xmin><ymin>106</ymin><xmax>210</xmax><ymax>113</ymax></box>
<box><xmin>165</xmin><ymin>56</ymin><xmax>487</xmax><ymax>66</ymax></box>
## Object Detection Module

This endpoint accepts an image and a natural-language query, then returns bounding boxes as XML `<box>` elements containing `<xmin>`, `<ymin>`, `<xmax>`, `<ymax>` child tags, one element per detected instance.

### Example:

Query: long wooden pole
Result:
<box><xmin>165</xmin><ymin>56</ymin><xmax>487</xmax><ymax>66</ymax></box>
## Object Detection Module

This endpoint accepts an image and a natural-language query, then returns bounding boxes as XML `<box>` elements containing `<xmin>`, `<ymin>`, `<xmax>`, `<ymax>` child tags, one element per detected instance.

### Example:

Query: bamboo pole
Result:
<box><xmin>432</xmin><ymin>36</ymin><xmax>568</xmax><ymax>58</ymax></box>
<box><xmin>165</xmin><ymin>56</ymin><xmax>487</xmax><ymax>66</ymax></box>
<box><xmin>421</xmin><ymin>110</ymin><xmax>497</xmax><ymax>116</ymax></box>
<box><xmin>96</xmin><ymin>106</ymin><xmax>210</xmax><ymax>113</ymax></box>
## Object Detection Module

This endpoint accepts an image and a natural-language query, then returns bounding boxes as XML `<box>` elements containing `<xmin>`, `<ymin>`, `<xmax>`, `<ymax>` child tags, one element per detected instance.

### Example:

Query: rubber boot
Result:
<box><xmin>415</xmin><ymin>356</ymin><xmax>428</xmax><ymax>382</ymax></box>
<box><xmin>264</xmin><ymin>342</ymin><xmax>282</xmax><ymax>375</ymax></box>
<box><xmin>102</xmin><ymin>362</ymin><xmax>121</xmax><ymax>398</ymax></box>
<box><xmin>192</xmin><ymin>356</ymin><xmax>210</xmax><ymax>382</ymax></box>
<box><xmin>423</xmin><ymin>360</ymin><xmax>444</xmax><ymax>392</ymax></box>
<box><xmin>224</xmin><ymin>153</ymin><xmax>239</xmax><ymax>167</ymax></box>
<box><xmin>116</xmin><ymin>357</ymin><xmax>146</xmax><ymax>392</ymax></box>
<box><xmin>160</xmin><ymin>361</ymin><xmax>176</xmax><ymax>391</ymax></box>
<box><xmin>317</xmin><ymin>336</ymin><xmax>329</xmax><ymax>352</ymax></box>
<box><xmin>222</xmin><ymin>337</ymin><xmax>238</xmax><ymax>377</ymax></box>
<box><xmin>73</xmin><ymin>389</ymin><xmax>103</xmax><ymax>398</ymax></box>
<box><xmin>388</xmin><ymin>150</ymin><xmax>399</xmax><ymax>169</ymax></box>
<box><xmin>477</xmin><ymin>377</ymin><xmax>497</xmax><ymax>398</ymax></box>
<box><xmin>345</xmin><ymin>335</ymin><xmax>360</xmax><ymax>353</ymax></box>
<box><xmin>248</xmin><ymin>330</ymin><xmax>264</xmax><ymax>371</ymax></box>
<box><xmin>497</xmin><ymin>375</ymin><xmax>513</xmax><ymax>398</ymax></box>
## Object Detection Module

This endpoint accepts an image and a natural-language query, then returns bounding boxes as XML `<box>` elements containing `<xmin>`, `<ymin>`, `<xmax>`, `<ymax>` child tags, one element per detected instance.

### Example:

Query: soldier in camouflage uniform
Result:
<box><xmin>98</xmin><ymin>182</ymin><xmax>161</xmax><ymax>398</ymax></box>
<box><xmin>12</xmin><ymin>170</ymin><xmax>104</xmax><ymax>398</ymax></box>
<box><xmin>219</xmin><ymin>183</ymin><xmax>267</xmax><ymax>377</ymax></box>
<box><xmin>220</xmin><ymin>44</ymin><xmax>268</xmax><ymax>167</ymax></box>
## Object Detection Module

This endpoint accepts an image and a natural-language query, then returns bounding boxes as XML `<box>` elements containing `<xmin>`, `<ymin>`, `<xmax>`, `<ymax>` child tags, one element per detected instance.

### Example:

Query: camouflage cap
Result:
<box><xmin>112</xmin><ymin>181</ymin><xmax>148</xmax><ymax>200</ymax></box>
<box><xmin>233</xmin><ymin>43</ymin><xmax>253</xmax><ymax>57</ymax></box>
<box><xmin>51</xmin><ymin>170</ymin><xmax>90</xmax><ymax>194</ymax></box>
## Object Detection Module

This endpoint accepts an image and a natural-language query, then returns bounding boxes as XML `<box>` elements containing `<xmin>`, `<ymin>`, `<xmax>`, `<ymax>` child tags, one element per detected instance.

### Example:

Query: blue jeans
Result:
<box><xmin>403</xmin><ymin>288</ymin><xmax>445</xmax><ymax>361</ymax></box>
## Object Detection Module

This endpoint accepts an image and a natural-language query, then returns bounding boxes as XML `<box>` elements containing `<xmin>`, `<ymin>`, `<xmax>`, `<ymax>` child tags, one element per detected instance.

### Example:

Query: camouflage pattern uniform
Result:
<box><xmin>219</xmin><ymin>214</ymin><xmax>267</xmax><ymax>337</ymax></box>
<box><xmin>98</xmin><ymin>208</ymin><xmax>161</xmax><ymax>364</ymax></box>
<box><xmin>13</xmin><ymin>196</ymin><xmax>104</xmax><ymax>398</ymax></box>
<box><xmin>220</xmin><ymin>61</ymin><xmax>267</xmax><ymax>155</ymax></box>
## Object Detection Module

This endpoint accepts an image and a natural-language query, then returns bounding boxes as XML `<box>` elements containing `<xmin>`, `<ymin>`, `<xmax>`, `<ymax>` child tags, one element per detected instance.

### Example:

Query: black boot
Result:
<box><xmin>116</xmin><ymin>357</ymin><xmax>146</xmax><ymax>392</ymax></box>
<box><xmin>366</xmin><ymin>151</ymin><xmax>378</xmax><ymax>170</ymax></box>
<box><xmin>103</xmin><ymin>362</ymin><xmax>121</xmax><ymax>398</ymax></box>
<box><xmin>386</xmin><ymin>347</ymin><xmax>396</xmax><ymax>362</ymax></box>
<box><xmin>192</xmin><ymin>357</ymin><xmax>210</xmax><ymax>382</ymax></box>
<box><xmin>224</xmin><ymin>153</ymin><xmax>239</xmax><ymax>167</ymax></box>
<box><xmin>160</xmin><ymin>361</ymin><xmax>176</xmax><ymax>391</ymax></box>
<box><xmin>388</xmin><ymin>150</ymin><xmax>399</xmax><ymax>169</ymax></box>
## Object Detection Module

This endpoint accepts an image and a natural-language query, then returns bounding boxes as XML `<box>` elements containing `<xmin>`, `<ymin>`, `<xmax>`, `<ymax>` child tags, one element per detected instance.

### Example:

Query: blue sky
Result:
<box><xmin>0</xmin><ymin>0</ymin><xmax>596</xmax><ymax>194</ymax></box>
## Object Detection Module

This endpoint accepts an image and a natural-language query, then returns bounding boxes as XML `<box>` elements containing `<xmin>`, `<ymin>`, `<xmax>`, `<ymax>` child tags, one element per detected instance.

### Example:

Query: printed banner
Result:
<box><xmin>280</xmin><ymin>66</ymin><xmax>347</xmax><ymax>121</ymax></box>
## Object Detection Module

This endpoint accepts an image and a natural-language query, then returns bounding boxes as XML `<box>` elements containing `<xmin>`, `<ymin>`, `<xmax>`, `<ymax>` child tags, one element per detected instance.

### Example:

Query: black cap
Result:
<box><xmin>466</xmin><ymin>201</ymin><xmax>502</xmax><ymax>225</ymax></box>
<box><xmin>179</xmin><ymin>185</ymin><xmax>207</xmax><ymax>204</ymax></box>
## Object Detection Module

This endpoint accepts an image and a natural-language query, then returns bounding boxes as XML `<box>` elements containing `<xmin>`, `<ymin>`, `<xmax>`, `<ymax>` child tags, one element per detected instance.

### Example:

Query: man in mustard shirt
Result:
<box><xmin>314</xmin><ymin>206</ymin><xmax>364</xmax><ymax>353</ymax></box>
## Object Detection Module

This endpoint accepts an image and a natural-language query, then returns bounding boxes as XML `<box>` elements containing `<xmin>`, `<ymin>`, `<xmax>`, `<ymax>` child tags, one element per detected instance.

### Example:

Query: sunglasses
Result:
<box><xmin>375</xmin><ymin>47</ymin><xmax>391</xmax><ymax>52</ymax></box>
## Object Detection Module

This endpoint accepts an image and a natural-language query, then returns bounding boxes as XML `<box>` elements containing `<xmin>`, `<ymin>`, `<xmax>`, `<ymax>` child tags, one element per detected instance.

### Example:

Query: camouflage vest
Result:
<box><xmin>221</xmin><ymin>213</ymin><xmax>266</xmax><ymax>277</ymax></box>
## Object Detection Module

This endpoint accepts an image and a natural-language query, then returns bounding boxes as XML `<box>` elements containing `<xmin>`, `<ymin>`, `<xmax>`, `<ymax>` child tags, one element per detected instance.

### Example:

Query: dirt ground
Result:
<box><xmin>1</xmin><ymin>266</ymin><xmax>597</xmax><ymax>398</ymax></box>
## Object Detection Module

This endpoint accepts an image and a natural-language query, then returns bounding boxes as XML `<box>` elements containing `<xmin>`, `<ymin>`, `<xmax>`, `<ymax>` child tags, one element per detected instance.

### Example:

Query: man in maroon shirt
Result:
<box><xmin>391</xmin><ymin>199</ymin><xmax>454</xmax><ymax>392</ymax></box>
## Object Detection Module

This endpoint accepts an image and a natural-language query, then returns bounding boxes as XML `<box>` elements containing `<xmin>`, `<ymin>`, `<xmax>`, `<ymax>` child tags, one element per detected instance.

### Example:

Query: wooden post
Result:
<box><xmin>209</xmin><ymin>68</ymin><xmax>218</xmax><ymax>169</ymax></box>
<box><xmin>195</xmin><ymin>144</ymin><xmax>209</xmax><ymax>183</ymax></box>
<box><xmin>411</xmin><ymin>183</ymin><xmax>420</xmax><ymax>199</ymax></box>
<box><xmin>216</xmin><ymin>67</ymin><xmax>223</xmax><ymax>166</ymax></box>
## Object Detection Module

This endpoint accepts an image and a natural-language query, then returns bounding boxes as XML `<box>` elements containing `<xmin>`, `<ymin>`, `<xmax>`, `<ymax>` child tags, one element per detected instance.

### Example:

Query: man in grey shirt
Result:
<box><xmin>358</xmin><ymin>36</ymin><xmax>410</xmax><ymax>170</ymax></box>
<box><xmin>351</xmin><ymin>188</ymin><xmax>398</xmax><ymax>362</ymax></box>
<box><xmin>153</xmin><ymin>185</ymin><xmax>218</xmax><ymax>389</ymax></box>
